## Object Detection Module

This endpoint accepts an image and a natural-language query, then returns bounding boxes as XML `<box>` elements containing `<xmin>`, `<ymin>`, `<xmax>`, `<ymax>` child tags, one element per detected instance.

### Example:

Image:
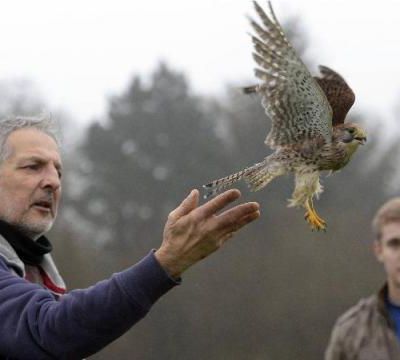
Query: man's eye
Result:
<box><xmin>387</xmin><ymin>239</ymin><xmax>400</xmax><ymax>248</ymax></box>
<box><xmin>24</xmin><ymin>164</ymin><xmax>39</xmax><ymax>170</ymax></box>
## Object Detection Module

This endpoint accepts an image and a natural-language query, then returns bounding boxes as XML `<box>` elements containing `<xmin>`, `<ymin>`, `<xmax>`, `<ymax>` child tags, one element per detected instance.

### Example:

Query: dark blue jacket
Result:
<box><xmin>0</xmin><ymin>252</ymin><xmax>178</xmax><ymax>359</ymax></box>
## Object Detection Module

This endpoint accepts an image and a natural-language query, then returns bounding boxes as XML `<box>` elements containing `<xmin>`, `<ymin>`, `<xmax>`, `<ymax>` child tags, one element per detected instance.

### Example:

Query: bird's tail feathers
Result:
<box><xmin>244</xmin><ymin>164</ymin><xmax>283</xmax><ymax>192</ymax></box>
<box><xmin>242</xmin><ymin>85</ymin><xmax>259</xmax><ymax>94</ymax></box>
<box><xmin>203</xmin><ymin>169</ymin><xmax>249</xmax><ymax>199</ymax></box>
<box><xmin>203</xmin><ymin>160</ymin><xmax>269</xmax><ymax>198</ymax></box>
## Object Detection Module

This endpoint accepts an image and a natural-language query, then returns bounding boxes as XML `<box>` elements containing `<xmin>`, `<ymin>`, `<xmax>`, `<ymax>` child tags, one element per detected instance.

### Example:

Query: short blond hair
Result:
<box><xmin>372</xmin><ymin>197</ymin><xmax>400</xmax><ymax>240</ymax></box>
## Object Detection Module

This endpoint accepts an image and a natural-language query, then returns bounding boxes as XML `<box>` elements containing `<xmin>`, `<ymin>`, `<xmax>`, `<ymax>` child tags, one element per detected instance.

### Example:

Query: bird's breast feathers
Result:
<box><xmin>317</xmin><ymin>141</ymin><xmax>359</xmax><ymax>171</ymax></box>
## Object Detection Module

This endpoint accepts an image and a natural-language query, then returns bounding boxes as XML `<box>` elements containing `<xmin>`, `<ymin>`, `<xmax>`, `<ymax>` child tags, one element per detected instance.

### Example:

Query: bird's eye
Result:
<box><xmin>348</xmin><ymin>128</ymin><xmax>355</xmax><ymax>134</ymax></box>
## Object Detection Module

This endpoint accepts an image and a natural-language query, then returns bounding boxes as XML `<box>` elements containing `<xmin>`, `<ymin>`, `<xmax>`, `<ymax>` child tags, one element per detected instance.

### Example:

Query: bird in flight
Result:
<box><xmin>204</xmin><ymin>1</ymin><xmax>367</xmax><ymax>231</ymax></box>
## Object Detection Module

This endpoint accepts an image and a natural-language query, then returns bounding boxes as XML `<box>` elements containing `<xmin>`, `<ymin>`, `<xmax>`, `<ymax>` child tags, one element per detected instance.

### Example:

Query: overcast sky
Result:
<box><xmin>1</xmin><ymin>0</ymin><xmax>399</xmax><ymax>130</ymax></box>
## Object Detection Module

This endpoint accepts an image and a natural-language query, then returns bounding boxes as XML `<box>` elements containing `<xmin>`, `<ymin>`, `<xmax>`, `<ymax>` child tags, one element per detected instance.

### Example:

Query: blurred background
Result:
<box><xmin>2</xmin><ymin>0</ymin><xmax>400</xmax><ymax>358</ymax></box>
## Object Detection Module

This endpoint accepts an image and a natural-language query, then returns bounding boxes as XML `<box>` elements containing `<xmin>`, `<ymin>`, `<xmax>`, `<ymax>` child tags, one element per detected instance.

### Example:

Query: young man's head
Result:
<box><xmin>372</xmin><ymin>198</ymin><xmax>400</xmax><ymax>289</ymax></box>
<box><xmin>0</xmin><ymin>115</ymin><xmax>62</xmax><ymax>239</ymax></box>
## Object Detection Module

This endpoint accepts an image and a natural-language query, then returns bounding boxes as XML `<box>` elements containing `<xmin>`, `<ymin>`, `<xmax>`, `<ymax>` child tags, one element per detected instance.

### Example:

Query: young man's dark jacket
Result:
<box><xmin>325</xmin><ymin>285</ymin><xmax>400</xmax><ymax>360</ymax></box>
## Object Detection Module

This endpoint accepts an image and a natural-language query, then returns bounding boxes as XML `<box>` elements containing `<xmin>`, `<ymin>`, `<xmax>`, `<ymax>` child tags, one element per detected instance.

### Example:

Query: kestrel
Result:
<box><xmin>203</xmin><ymin>1</ymin><xmax>367</xmax><ymax>231</ymax></box>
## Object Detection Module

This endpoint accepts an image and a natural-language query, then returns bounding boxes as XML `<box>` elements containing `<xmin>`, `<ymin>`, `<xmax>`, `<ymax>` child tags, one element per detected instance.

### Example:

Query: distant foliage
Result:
<box><xmin>0</xmin><ymin>60</ymin><xmax>398</xmax><ymax>359</ymax></box>
<box><xmin>55</xmin><ymin>19</ymin><xmax>400</xmax><ymax>360</ymax></box>
<box><xmin>61</xmin><ymin>62</ymin><xmax>396</xmax><ymax>359</ymax></box>
<box><xmin>70</xmin><ymin>63</ymin><xmax>230</xmax><ymax>249</ymax></box>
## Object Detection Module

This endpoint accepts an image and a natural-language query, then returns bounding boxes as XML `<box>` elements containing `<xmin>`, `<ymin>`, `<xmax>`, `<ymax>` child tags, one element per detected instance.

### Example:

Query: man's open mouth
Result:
<box><xmin>32</xmin><ymin>200</ymin><xmax>52</xmax><ymax>212</ymax></box>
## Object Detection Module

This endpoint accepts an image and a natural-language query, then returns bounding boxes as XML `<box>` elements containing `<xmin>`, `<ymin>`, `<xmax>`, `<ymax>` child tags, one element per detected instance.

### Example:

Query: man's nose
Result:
<box><xmin>40</xmin><ymin>168</ymin><xmax>61</xmax><ymax>191</ymax></box>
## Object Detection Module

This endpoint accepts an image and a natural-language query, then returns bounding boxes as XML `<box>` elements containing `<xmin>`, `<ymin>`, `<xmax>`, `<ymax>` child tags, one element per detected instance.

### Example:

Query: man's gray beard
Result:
<box><xmin>0</xmin><ymin>214</ymin><xmax>54</xmax><ymax>240</ymax></box>
<box><xmin>14</xmin><ymin>221</ymin><xmax>53</xmax><ymax>240</ymax></box>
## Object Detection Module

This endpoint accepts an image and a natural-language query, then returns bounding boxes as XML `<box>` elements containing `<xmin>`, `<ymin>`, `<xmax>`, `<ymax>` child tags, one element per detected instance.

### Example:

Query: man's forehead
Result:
<box><xmin>5</xmin><ymin>128</ymin><xmax>61</xmax><ymax>163</ymax></box>
<box><xmin>381</xmin><ymin>222</ymin><xmax>400</xmax><ymax>241</ymax></box>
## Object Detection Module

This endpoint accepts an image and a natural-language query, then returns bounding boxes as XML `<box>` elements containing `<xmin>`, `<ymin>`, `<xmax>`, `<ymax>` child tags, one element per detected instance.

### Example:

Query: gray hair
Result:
<box><xmin>0</xmin><ymin>113</ymin><xmax>61</xmax><ymax>161</ymax></box>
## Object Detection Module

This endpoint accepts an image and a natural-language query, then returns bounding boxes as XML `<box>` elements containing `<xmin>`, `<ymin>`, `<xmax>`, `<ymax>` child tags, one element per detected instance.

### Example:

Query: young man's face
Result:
<box><xmin>0</xmin><ymin>128</ymin><xmax>62</xmax><ymax>239</ymax></box>
<box><xmin>374</xmin><ymin>221</ymin><xmax>400</xmax><ymax>289</ymax></box>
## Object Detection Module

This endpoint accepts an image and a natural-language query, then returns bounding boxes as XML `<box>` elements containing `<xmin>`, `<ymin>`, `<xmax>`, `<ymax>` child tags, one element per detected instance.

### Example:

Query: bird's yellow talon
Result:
<box><xmin>304</xmin><ymin>200</ymin><xmax>327</xmax><ymax>231</ymax></box>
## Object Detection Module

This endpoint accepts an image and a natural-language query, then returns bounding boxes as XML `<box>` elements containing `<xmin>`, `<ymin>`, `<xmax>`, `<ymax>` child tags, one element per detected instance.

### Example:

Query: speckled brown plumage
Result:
<box><xmin>204</xmin><ymin>1</ymin><xmax>367</xmax><ymax>231</ymax></box>
<box><xmin>314</xmin><ymin>65</ymin><xmax>356</xmax><ymax>126</ymax></box>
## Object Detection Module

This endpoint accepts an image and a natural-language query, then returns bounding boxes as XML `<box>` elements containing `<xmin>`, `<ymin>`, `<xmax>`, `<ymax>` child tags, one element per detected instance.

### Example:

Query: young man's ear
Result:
<box><xmin>373</xmin><ymin>240</ymin><xmax>383</xmax><ymax>263</ymax></box>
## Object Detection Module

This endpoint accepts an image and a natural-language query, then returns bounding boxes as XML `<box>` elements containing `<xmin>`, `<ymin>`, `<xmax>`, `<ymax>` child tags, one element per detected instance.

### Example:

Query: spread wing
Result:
<box><xmin>249</xmin><ymin>1</ymin><xmax>333</xmax><ymax>149</ymax></box>
<box><xmin>314</xmin><ymin>65</ymin><xmax>355</xmax><ymax>126</ymax></box>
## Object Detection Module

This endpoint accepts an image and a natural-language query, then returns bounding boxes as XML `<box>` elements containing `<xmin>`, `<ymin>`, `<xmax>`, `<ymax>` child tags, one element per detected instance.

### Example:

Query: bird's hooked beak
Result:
<box><xmin>353</xmin><ymin>127</ymin><xmax>367</xmax><ymax>145</ymax></box>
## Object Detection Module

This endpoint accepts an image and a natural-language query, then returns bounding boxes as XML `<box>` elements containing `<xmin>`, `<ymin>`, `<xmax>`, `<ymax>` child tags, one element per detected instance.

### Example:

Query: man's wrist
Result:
<box><xmin>154</xmin><ymin>248</ymin><xmax>183</xmax><ymax>280</ymax></box>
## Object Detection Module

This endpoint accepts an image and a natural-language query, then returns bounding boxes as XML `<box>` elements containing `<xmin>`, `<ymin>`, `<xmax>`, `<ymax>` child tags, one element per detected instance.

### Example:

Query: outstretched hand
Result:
<box><xmin>154</xmin><ymin>189</ymin><xmax>260</xmax><ymax>278</ymax></box>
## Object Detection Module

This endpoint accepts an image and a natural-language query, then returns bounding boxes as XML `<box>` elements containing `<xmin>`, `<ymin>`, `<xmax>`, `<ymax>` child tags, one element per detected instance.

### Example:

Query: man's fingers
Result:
<box><xmin>215</xmin><ymin>202</ymin><xmax>260</xmax><ymax>230</ymax></box>
<box><xmin>198</xmin><ymin>189</ymin><xmax>241</xmax><ymax>218</ymax></box>
<box><xmin>218</xmin><ymin>232</ymin><xmax>234</xmax><ymax>246</ymax></box>
<box><xmin>235</xmin><ymin>209</ymin><xmax>261</xmax><ymax>228</ymax></box>
<box><xmin>168</xmin><ymin>189</ymin><xmax>199</xmax><ymax>221</ymax></box>
<box><xmin>217</xmin><ymin>210</ymin><xmax>260</xmax><ymax>246</ymax></box>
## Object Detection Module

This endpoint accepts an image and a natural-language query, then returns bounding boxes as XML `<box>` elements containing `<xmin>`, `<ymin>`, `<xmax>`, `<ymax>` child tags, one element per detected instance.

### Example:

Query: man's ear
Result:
<box><xmin>373</xmin><ymin>240</ymin><xmax>383</xmax><ymax>263</ymax></box>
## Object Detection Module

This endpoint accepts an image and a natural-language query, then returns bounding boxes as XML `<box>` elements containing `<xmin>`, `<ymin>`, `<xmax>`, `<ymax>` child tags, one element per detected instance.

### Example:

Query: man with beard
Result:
<box><xmin>0</xmin><ymin>115</ymin><xmax>260</xmax><ymax>359</ymax></box>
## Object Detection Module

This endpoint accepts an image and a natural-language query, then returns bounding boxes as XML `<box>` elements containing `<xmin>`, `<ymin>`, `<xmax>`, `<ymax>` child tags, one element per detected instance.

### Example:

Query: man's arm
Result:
<box><xmin>0</xmin><ymin>251</ymin><xmax>178</xmax><ymax>360</ymax></box>
<box><xmin>0</xmin><ymin>189</ymin><xmax>259</xmax><ymax>359</ymax></box>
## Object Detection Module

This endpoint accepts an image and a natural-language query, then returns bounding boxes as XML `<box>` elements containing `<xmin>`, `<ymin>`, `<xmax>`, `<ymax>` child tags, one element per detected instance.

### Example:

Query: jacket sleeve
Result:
<box><xmin>324</xmin><ymin>320</ymin><xmax>347</xmax><ymax>360</ymax></box>
<box><xmin>0</xmin><ymin>251</ymin><xmax>179</xmax><ymax>360</ymax></box>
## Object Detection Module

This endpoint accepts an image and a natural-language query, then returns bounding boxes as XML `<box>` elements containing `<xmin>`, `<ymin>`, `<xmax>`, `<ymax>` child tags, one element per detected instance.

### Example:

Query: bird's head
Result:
<box><xmin>335</xmin><ymin>123</ymin><xmax>367</xmax><ymax>145</ymax></box>
<box><xmin>334</xmin><ymin>123</ymin><xmax>367</xmax><ymax>156</ymax></box>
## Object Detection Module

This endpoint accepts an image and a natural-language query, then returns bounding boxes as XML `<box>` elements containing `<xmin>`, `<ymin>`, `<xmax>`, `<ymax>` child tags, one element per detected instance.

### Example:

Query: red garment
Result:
<box><xmin>25</xmin><ymin>264</ymin><xmax>66</xmax><ymax>297</ymax></box>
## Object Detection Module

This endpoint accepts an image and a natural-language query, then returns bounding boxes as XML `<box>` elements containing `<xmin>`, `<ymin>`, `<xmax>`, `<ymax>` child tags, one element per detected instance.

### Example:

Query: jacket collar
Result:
<box><xmin>377</xmin><ymin>283</ymin><xmax>396</xmax><ymax>329</ymax></box>
<box><xmin>0</xmin><ymin>233</ymin><xmax>24</xmax><ymax>276</ymax></box>
<box><xmin>0</xmin><ymin>220</ymin><xmax>52</xmax><ymax>266</ymax></box>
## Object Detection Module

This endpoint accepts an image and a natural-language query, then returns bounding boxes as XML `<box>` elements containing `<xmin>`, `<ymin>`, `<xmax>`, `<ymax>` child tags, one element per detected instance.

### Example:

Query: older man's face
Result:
<box><xmin>0</xmin><ymin>128</ymin><xmax>62</xmax><ymax>239</ymax></box>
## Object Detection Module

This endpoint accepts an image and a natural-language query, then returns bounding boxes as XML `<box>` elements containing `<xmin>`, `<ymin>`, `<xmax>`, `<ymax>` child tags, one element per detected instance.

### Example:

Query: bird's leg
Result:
<box><xmin>304</xmin><ymin>198</ymin><xmax>327</xmax><ymax>231</ymax></box>
<box><xmin>309</xmin><ymin>200</ymin><xmax>325</xmax><ymax>224</ymax></box>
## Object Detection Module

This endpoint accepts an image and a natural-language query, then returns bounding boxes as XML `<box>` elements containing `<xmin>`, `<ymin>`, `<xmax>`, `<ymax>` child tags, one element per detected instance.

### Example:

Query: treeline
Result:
<box><xmin>0</xmin><ymin>23</ymin><xmax>398</xmax><ymax>359</ymax></box>
<box><xmin>48</xmin><ymin>62</ymin><xmax>396</xmax><ymax>359</ymax></box>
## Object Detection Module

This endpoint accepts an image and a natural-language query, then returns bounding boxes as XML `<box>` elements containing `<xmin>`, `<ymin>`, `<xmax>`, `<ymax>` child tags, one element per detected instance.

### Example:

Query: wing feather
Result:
<box><xmin>314</xmin><ymin>65</ymin><xmax>355</xmax><ymax>125</ymax></box>
<box><xmin>249</xmin><ymin>1</ymin><xmax>333</xmax><ymax>149</ymax></box>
